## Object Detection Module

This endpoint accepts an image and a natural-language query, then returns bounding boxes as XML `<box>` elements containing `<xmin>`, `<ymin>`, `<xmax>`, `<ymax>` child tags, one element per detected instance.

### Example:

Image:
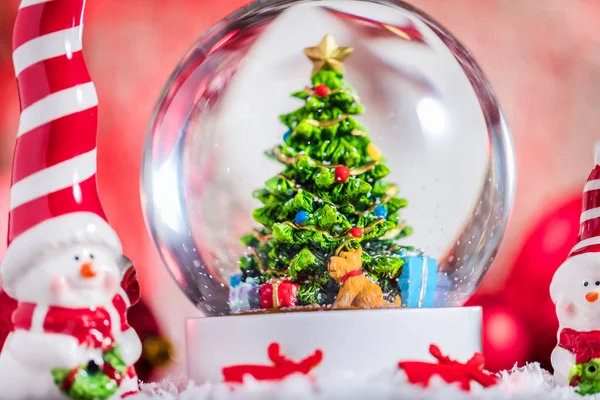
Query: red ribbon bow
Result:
<box><xmin>559</xmin><ymin>328</ymin><xmax>600</xmax><ymax>364</ymax></box>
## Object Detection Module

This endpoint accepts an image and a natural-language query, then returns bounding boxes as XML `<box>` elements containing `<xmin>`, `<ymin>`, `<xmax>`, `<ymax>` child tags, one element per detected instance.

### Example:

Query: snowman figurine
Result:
<box><xmin>0</xmin><ymin>221</ymin><xmax>142</xmax><ymax>399</ymax></box>
<box><xmin>550</xmin><ymin>143</ymin><xmax>600</xmax><ymax>392</ymax></box>
<box><xmin>0</xmin><ymin>1</ymin><xmax>142</xmax><ymax>398</ymax></box>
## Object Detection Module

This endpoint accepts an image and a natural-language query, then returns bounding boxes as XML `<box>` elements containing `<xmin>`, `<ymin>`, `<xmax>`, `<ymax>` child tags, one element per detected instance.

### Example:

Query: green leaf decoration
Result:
<box><xmin>298</xmin><ymin>282</ymin><xmax>323</xmax><ymax>305</ymax></box>
<box><xmin>292</xmin><ymin>90</ymin><xmax>310</xmax><ymax>100</ymax></box>
<box><xmin>314</xmin><ymin>204</ymin><xmax>351</xmax><ymax>233</ymax></box>
<box><xmin>272</xmin><ymin>223</ymin><xmax>294</xmax><ymax>243</ymax></box>
<box><xmin>52</xmin><ymin>345</ymin><xmax>126</xmax><ymax>400</ymax></box>
<box><xmin>569</xmin><ymin>359</ymin><xmax>600</xmax><ymax>395</ymax></box>
<box><xmin>314</xmin><ymin>168</ymin><xmax>335</xmax><ymax>188</ymax></box>
<box><xmin>387</xmin><ymin>197</ymin><xmax>409</xmax><ymax>213</ymax></box>
<box><xmin>289</xmin><ymin>248</ymin><xmax>317</xmax><ymax>280</ymax></box>
<box><xmin>252</xmin><ymin>205</ymin><xmax>278</xmax><ymax>227</ymax></box>
<box><xmin>240</xmin><ymin>233</ymin><xmax>259</xmax><ymax>247</ymax></box>
<box><xmin>370</xmin><ymin>164</ymin><xmax>391</xmax><ymax>180</ymax></box>
<box><xmin>366</xmin><ymin>256</ymin><xmax>404</xmax><ymax>279</ymax></box>
<box><xmin>292</xmin><ymin>191</ymin><xmax>314</xmax><ymax>213</ymax></box>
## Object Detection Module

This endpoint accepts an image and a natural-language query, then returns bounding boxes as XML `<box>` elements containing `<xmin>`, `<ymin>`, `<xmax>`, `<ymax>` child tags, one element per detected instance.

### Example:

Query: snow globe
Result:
<box><xmin>141</xmin><ymin>0</ymin><xmax>515</xmax><ymax>383</ymax></box>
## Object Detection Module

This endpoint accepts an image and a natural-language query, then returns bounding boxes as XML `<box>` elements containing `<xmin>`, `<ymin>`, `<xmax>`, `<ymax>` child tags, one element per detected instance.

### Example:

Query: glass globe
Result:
<box><xmin>141</xmin><ymin>0</ymin><xmax>515</xmax><ymax>317</ymax></box>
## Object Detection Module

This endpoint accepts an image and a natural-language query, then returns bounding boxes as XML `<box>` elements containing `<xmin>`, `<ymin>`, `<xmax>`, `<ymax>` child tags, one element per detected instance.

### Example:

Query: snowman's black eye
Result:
<box><xmin>585</xmin><ymin>281</ymin><xmax>590</xmax><ymax>287</ymax></box>
<box><xmin>89</xmin><ymin>253</ymin><xmax>95</xmax><ymax>260</ymax></box>
<box><xmin>74</xmin><ymin>255</ymin><xmax>80</xmax><ymax>261</ymax></box>
<box><xmin>596</xmin><ymin>281</ymin><xmax>600</xmax><ymax>286</ymax></box>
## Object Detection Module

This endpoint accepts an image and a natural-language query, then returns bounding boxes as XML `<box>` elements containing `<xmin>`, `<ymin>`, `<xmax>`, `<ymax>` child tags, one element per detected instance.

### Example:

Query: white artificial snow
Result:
<box><xmin>134</xmin><ymin>363</ymin><xmax>598</xmax><ymax>400</ymax></box>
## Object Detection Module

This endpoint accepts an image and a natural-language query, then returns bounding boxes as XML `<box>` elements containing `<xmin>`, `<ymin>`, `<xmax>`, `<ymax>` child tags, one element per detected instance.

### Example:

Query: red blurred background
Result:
<box><xmin>0</xmin><ymin>0</ymin><xmax>599</xmax><ymax>380</ymax></box>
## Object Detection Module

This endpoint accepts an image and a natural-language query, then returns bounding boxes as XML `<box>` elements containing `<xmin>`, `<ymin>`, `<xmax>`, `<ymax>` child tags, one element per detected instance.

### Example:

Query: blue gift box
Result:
<box><xmin>398</xmin><ymin>254</ymin><xmax>438</xmax><ymax>308</ymax></box>
<box><xmin>228</xmin><ymin>274</ymin><xmax>261</xmax><ymax>312</ymax></box>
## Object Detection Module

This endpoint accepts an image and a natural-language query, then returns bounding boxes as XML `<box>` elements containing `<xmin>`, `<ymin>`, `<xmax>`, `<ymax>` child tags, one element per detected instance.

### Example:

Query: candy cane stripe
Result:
<box><xmin>7</xmin><ymin>0</ymin><xmax>106</xmax><ymax>253</ymax></box>
<box><xmin>17</xmin><ymin>51</ymin><xmax>90</xmax><ymax>110</ymax></box>
<box><xmin>12</xmin><ymin>109</ymin><xmax>97</xmax><ymax>183</ymax></box>
<box><xmin>13</xmin><ymin>0</ymin><xmax>84</xmax><ymax>50</ymax></box>
<box><xmin>17</xmin><ymin>82</ymin><xmax>98</xmax><ymax>138</ymax></box>
<box><xmin>13</xmin><ymin>25</ymin><xmax>82</xmax><ymax>76</ymax></box>
<box><xmin>579</xmin><ymin>217</ymin><xmax>600</xmax><ymax>242</ymax></box>
<box><xmin>580</xmin><ymin>207</ymin><xmax>600</xmax><ymax>224</ymax></box>
<box><xmin>570</xmin><ymin>148</ymin><xmax>600</xmax><ymax>257</ymax></box>
<box><xmin>585</xmin><ymin>180</ymin><xmax>600</xmax><ymax>192</ymax></box>
<box><xmin>19</xmin><ymin>0</ymin><xmax>56</xmax><ymax>9</ymax></box>
<box><xmin>10</xmin><ymin>149</ymin><xmax>97</xmax><ymax>211</ymax></box>
<box><xmin>8</xmin><ymin>176</ymin><xmax>105</xmax><ymax>241</ymax></box>
<box><xmin>572</xmin><ymin>235</ymin><xmax>600</xmax><ymax>254</ymax></box>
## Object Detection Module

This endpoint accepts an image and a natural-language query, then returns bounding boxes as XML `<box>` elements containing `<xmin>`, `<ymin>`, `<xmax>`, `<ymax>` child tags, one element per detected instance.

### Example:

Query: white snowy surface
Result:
<box><xmin>135</xmin><ymin>364</ymin><xmax>591</xmax><ymax>400</ymax></box>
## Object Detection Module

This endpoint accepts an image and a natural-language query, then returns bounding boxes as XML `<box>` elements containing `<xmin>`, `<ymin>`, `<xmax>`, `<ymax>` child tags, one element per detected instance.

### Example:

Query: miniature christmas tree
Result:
<box><xmin>237</xmin><ymin>35</ymin><xmax>412</xmax><ymax>307</ymax></box>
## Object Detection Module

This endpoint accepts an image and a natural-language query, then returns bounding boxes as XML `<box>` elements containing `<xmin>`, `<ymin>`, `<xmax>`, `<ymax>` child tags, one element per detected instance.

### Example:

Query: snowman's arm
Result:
<box><xmin>5</xmin><ymin>331</ymin><xmax>79</xmax><ymax>369</ymax></box>
<box><xmin>551</xmin><ymin>345</ymin><xmax>576</xmax><ymax>386</ymax></box>
<box><xmin>116</xmin><ymin>327</ymin><xmax>142</xmax><ymax>366</ymax></box>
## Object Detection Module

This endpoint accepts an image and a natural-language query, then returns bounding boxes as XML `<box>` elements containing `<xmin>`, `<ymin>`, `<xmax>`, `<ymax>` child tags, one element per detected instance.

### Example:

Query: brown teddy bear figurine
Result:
<box><xmin>328</xmin><ymin>248</ymin><xmax>401</xmax><ymax>309</ymax></box>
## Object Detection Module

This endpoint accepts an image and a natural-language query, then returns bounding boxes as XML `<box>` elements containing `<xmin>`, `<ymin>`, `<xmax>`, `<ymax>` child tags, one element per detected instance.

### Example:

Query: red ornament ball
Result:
<box><xmin>314</xmin><ymin>84</ymin><xmax>329</xmax><ymax>98</ymax></box>
<box><xmin>500</xmin><ymin>195</ymin><xmax>582</xmax><ymax>370</ymax></box>
<box><xmin>350</xmin><ymin>227</ymin><xmax>363</xmax><ymax>238</ymax></box>
<box><xmin>467</xmin><ymin>294</ymin><xmax>531</xmax><ymax>373</ymax></box>
<box><xmin>335</xmin><ymin>166</ymin><xmax>350</xmax><ymax>183</ymax></box>
<box><xmin>482</xmin><ymin>304</ymin><xmax>530</xmax><ymax>372</ymax></box>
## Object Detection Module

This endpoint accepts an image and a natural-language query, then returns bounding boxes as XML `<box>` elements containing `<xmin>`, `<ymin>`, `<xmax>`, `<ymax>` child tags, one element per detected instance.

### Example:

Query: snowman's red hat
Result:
<box><xmin>570</xmin><ymin>142</ymin><xmax>600</xmax><ymax>258</ymax></box>
<box><xmin>1</xmin><ymin>0</ymin><xmax>123</xmax><ymax>296</ymax></box>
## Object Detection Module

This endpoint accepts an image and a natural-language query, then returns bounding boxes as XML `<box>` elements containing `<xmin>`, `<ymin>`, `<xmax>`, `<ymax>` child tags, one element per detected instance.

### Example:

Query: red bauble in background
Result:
<box><xmin>468</xmin><ymin>194</ymin><xmax>581</xmax><ymax>372</ymax></box>
<box><xmin>480</xmin><ymin>300</ymin><xmax>530</xmax><ymax>372</ymax></box>
<box><xmin>503</xmin><ymin>195</ymin><xmax>582</xmax><ymax>370</ymax></box>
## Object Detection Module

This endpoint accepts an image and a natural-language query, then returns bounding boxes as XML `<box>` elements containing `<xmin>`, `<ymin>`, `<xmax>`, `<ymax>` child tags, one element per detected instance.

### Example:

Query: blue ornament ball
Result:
<box><xmin>374</xmin><ymin>205</ymin><xmax>388</xmax><ymax>218</ymax></box>
<box><xmin>283</xmin><ymin>130</ymin><xmax>292</xmax><ymax>142</ymax></box>
<box><xmin>295</xmin><ymin>210</ymin><xmax>309</xmax><ymax>225</ymax></box>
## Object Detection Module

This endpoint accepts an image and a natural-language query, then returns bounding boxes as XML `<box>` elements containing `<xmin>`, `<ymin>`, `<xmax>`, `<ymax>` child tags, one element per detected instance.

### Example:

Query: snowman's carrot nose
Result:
<box><xmin>586</xmin><ymin>292</ymin><xmax>599</xmax><ymax>302</ymax></box>
<box><xmin>80</xmin><ymin>262</ymin><xmax>97</xmax><ymax>279</ymax></box>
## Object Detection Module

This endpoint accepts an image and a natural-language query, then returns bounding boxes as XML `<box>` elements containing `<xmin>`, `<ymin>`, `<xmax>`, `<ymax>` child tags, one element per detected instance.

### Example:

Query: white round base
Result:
<box><xmin>186</xmin><ymin>306</ymin><xmax>482</xmax><ymax>383</ymax></box>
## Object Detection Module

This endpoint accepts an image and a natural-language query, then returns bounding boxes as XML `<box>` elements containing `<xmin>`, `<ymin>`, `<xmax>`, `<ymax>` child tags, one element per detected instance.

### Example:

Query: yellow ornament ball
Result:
<box><xmin>367</xmin><ymin>143</ymin><xmax>381</xmax><ymax>161</ymax></box>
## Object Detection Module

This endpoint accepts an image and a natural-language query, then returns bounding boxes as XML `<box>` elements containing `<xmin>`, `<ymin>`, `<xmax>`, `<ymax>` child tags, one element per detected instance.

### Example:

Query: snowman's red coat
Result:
<box><xmin>10</xmin><ymin>266</ymin><xmax>139</xmax><ymax>350</ymax></box>
<box><xmin>558</xmin><ymin>328</ymin><xmax>600</xmax><ymax>364</ymax></box>
<box><xmin>12</xmin><ymin>293</ymin><xmax>132</xmax><ymax>350</ymax></box>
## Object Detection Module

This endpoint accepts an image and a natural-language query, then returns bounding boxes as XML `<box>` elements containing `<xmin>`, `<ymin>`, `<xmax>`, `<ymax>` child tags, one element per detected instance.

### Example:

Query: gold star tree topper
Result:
<box><xmin>304</xmin><ymin>35</ymin><xmax>353</xmax><ymax>76</ymax></box>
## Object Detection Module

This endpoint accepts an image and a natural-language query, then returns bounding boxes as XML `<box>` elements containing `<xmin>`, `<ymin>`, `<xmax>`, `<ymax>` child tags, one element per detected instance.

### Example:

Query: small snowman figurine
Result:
<box><xmin>0</xmin><ymin>1</ymin><xmax>142</xmax><ymax>399</ymax></box>
<box><xmin>551</xmin><ymin>143</ymin><xmax>600</xmax><ymax>394</ymax></box>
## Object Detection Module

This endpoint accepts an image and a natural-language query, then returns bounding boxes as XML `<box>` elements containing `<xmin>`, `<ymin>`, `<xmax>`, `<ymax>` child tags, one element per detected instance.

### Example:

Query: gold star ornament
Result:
<box><xmin>304</xmin><ymin>35</ymin><xmax>353</xmax><ymax>76</ymax></box>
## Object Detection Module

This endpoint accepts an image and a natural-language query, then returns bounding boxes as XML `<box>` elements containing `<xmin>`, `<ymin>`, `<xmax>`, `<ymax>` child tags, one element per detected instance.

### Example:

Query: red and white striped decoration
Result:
<box><xmin>9</xmin><ymin>0</ymin><xmax>105</xmax><ymax>243</ymax></box>
<box><xmin>0</xmin><ymin>0</ymin><xmax>124</xmax><ymax>293</ymax></box>
<box><xmin>570</xmin><ymin>143</ymin><xmax>600</xmax><ymax>257</ymax></box>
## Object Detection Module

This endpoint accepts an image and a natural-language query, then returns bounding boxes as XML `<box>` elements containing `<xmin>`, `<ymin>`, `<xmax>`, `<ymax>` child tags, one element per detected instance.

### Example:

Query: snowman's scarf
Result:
<box><xmin>13</xmin><ymin>301</ymin><xmax>117</xmax><ymax>350</ymax></box>
<box><xmin>559</xmin><ymin>327</ymin><xmax>600</xmax><ymax>363</ymax></box>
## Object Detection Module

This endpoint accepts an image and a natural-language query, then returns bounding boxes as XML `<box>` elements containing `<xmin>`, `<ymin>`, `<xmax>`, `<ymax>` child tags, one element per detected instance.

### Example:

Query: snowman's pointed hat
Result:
<box><xmin>1</xmin><ymin>0</ymin><xmax>122</xmax><ymax>297</ymax></box>
<box><xmin>569</xmin><ymin>142</ymin><xmax>600</xmax><ymax>258</ymax></box>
